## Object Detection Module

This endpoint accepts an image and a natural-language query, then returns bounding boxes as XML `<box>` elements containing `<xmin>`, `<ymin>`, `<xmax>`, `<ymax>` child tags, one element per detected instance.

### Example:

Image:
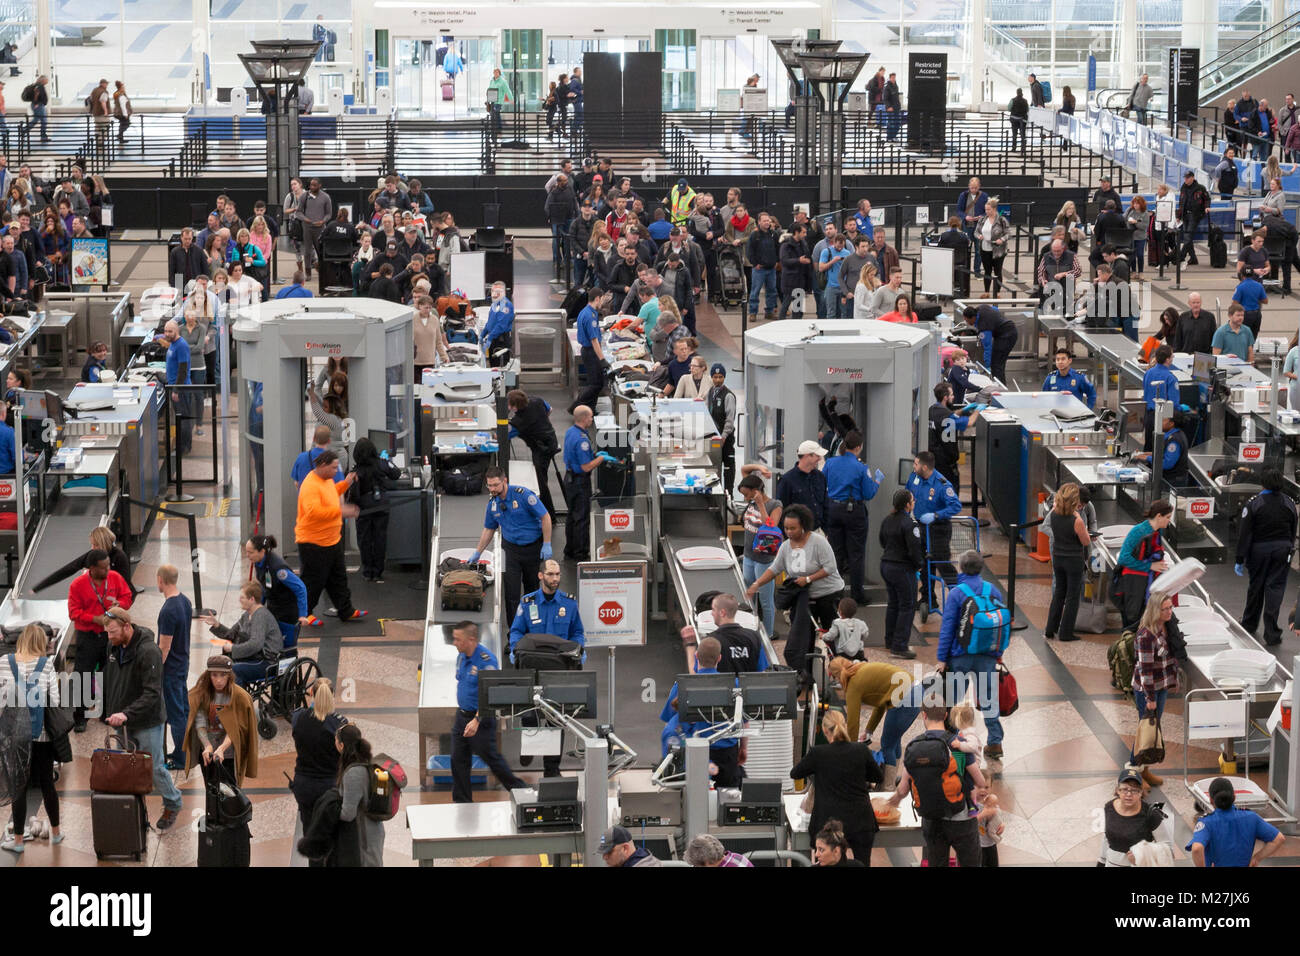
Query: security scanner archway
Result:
<box><xmin>744</xmin><ymin>320</ymin><xmax>938</xmax><ymax>572</ymax></box>
<box><xmin>232</xmin><ymin>300</ymin><xmax>414</xmax><ymax>551</ymax></box>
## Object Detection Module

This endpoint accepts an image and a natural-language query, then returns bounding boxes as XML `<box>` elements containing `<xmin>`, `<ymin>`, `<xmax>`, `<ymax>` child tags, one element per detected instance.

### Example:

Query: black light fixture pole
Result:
<box><xmin>239</xmin><ymin>39</ymin><xmax>321</xmax><ymax>205</ymax></box>
<box><xmin>500</xmin><ymin>49</ymin><xmax>529</xmax><ymax>150</ymax></box>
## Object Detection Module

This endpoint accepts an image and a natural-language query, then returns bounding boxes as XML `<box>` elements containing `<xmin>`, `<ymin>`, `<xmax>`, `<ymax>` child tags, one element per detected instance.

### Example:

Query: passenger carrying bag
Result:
<box><xmin>365</xmin><ymin>753</ymin><xmax>407</xmax><ymax>821</ymax></box>
<box><xmin>89</xmin><ymin>732</ymin><xmax>154</xmax><ymax>795</ymax></box>
<box><xmin>954</xmin><ymin>581</ymin><xmax>1012</xmax><ymax>655</ymax></box>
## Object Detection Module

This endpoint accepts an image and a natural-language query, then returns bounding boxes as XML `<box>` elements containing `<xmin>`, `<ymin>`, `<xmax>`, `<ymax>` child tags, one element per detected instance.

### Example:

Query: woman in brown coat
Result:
<box><xmin>183</xmin><ymin>655</ymin><xmax>259</xmax><ymax>789</ymax></box>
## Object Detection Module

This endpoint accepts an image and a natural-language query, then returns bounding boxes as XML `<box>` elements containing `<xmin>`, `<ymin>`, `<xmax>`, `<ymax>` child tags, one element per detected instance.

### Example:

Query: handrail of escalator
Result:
<box><xmin>1198</xmin><ymin>10</ymin><xmax>1300</xmax><ymax>79</ymax></box>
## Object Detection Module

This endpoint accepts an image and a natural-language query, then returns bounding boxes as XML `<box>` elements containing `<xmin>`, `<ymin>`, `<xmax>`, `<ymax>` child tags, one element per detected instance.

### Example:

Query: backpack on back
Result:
<box><xmin>1040</xmin><ymin>80</ymin><xmax>1052</xmax><ymax>104</ymax></box>
<box><xmin>21</xmin><ymin>83</ymin><xmax>35</xmax><ymax>103</ymax></box>
<box><xmin>7</xmin><ymin>655</ymin><xmax>48</xmax><ymax>740</ymax></box>
<box><xmin>1108</xmin><ymin>629</ymin><xmax>1136</xmax><ymax>696</ymax></box>
<box><xmin>364</xmin><ymin>753</ymin><xmax>407</xmax><ymax>821</ymax></box>
<box><xmin>904</xmin><ymin>732</ymin><xmax>969</xmax><ymax>819</ymax></box>
<box><xmin>954</xmin><ymin>581</ymin><xmax>1012</xmax><ymax>656</ymax></box>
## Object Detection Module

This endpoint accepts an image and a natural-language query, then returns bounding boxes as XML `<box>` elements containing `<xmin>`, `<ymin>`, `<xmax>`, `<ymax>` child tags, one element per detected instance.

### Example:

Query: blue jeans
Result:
<box><xmin>126</xmin><ymin>723</ymin><xmax>182</xmax><ymax>812</ymax></box>
<box><xmin>162</xmin><ymin>667</ymin><xmax>188</xmax><ymax>763</ymax></box>
<box><xmin>1132</xmin><ymin>687</ymin><xmax>1167</xmax><ymax>759</ymax></box>
<box><xmin>879</xmin><ymin>702</ymin><xmax>921</xmax><ymax>766</ymax></box>
<box><xmin>1132</xmin><ymin>239</ymin><xmax>1146</xmax><ymax>273</ymax></box>
<box><xmin>822</xmin><ymin>286</ymin><xmax>844</xmax><ymax>318</ymax></box>
<box><xmin>233</xmin><ymin>659</ymin><xmax>269</xmax><ymax>688</ymax></box>
<box><xmin>965</xmin><ymin>225</ymin><xmax>981</xmax><ymax>274</ymax></box>
<box><xmin>278</xmin><ymin>620</ymin><xmax>298</xmax><ymax>649</ymax></box>
<box><xmin>947</xmin><ymin>653</ymin><xmax>1003</xmax><ymax>745</ymax></box>
<box><xmin>22</xmin><ymin>105</ymin><xmax>47</xmax><ymax>139</ymax></box>
<box><xmin>749</xmin><ymin>266</ymin><xmax>778</xmax><ymax>313</ymax></box>
<box><xmin>550</xmin><ymin>221</ymin><xmax>568</xmax><ymax>267</ymax></box>
<box><xmin>743</xmin><ymin>556</ymin><xmax>776</xmax><ymax>637</ymax></box>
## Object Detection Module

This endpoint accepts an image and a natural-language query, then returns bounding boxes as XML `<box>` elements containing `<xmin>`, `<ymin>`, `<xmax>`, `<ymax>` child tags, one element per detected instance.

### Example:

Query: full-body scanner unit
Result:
<box><xmin>744</xmin><ymin>320</ymin><xmax>938</xmax><ymax>575</ymax></box>
<box><xmin>233</xmin><ymin>299</ymin><xmax>414</xmax><ymax>553</ymax></box>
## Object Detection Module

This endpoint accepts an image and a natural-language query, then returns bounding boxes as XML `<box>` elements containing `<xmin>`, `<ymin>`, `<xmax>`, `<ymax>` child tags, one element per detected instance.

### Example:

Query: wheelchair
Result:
<box><xmin>246</xmin><ymin>644</ymin><xmax>321</xmax><ymax>740</ymax></box>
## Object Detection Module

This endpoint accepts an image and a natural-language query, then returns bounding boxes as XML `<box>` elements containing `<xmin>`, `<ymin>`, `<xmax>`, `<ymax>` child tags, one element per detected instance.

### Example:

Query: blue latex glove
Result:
<box><xmin>468</xmin><ymin>551</ymin><xmax>480</xmax><ymax>564</ymax></box>
<box><xmin>1234</xmin><ymin>563</ymin><xmax>1245</xmax><ymax>577</ymax></box>
<box><xmin>873</xmin><ymin>468</ymin><xmax>884</xmax><ymax>484</ymax></box>
<box><xmin>919</xmin><ymin>512</ymin><xmax>936</xmax><ymax>525</ymax></box>
<box><xmin>540</xmin><ymin>542</ymin><xmax>553</xmax><ymax>560</ymax></box>
<box><xmin>380</xmin><ymin>449</ymin><xmax>389</xmax><ymax>460</ymax></box>
<box><xmin>872</xmin><ymin>749</ymin><xmax>886</xmax><ymax>766</ymax></box>
<box><xmin>597</xmin><ymin>451</ymin><xmax>618</xmax><ymax>463</ymax></box>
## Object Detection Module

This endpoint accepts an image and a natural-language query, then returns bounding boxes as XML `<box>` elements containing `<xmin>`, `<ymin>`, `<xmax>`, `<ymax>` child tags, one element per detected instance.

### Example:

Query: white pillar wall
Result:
<box><xmin>192</xmin><ymin>0</ymin><xmax>211</xmax><ymax>106</ymax></box>
<box><xmin>1117</xmin><ymin>0</ymin><xmax>1138</xmax><ymax>89</ymax></box>
<box><xmin>970</xmin><ymin>0</ymin><xmax>987</xmax><ymax>107</ymax></box>
<box><xmin>1182</xmin><ymin>0</ymin><xmax>1218</xmax><ymax>70</ymax></box>
<box><xmin>35</xmin><ymin>0</ymin><xmax>50</xmax><ymax>80</ymax></box>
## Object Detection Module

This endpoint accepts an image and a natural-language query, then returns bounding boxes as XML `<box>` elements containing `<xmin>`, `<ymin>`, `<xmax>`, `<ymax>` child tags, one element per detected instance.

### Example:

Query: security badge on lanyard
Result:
<box><xmin>530</xmin><ymin>604</ymin><xmax>540</xmax><ymax>622</ymax></box>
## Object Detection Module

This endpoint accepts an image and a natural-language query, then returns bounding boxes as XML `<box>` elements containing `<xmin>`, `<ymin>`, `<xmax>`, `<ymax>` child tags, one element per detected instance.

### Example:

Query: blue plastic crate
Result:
<box><xmin>427</xmin><ymin>754</ymin><xmax>486</xmax><ymax>786</ymax></box>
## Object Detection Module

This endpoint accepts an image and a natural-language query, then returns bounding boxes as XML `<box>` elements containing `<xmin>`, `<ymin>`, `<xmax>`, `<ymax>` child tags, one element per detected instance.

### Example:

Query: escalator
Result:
<box><xmin>1199</xmin><ymin>10</ymin><xmax>1300</xmax><ymax>105</ymax></box>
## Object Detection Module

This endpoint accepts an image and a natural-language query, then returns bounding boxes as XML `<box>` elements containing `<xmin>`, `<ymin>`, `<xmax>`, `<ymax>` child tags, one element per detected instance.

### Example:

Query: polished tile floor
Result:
<box><xmin>7</xmin><ymin>233</ymin><xmax>1298</xmax><ymax>867</ymax></box>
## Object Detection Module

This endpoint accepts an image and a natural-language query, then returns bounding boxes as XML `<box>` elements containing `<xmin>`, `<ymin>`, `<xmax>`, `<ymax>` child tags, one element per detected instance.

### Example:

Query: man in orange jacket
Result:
<box><xmin>295</xmin><ymin>450</ymin><xmax>368</xmax><ymax>625</ymax></box>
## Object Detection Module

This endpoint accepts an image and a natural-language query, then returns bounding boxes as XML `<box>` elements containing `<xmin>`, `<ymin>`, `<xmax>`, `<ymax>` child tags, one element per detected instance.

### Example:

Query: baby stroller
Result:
<box><xmin>717</xmin><ymin>246</ymin><xmax>746</xmax><ymax>308</ymax></box>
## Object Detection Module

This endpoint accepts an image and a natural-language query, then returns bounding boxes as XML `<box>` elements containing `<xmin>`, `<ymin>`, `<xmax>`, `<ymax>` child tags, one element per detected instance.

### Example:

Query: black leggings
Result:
<box><xmin>776</xmin><ymin>585</ymin><xmax>838</xmax><ymax>678</ymax></box>
<box><xmin>1046</xmin><ymin>558</ymin><xmax>1084</xmax><ymax>641</ymax></box>
<box><xmin>12</xmin><ymin>741</ymin><xmax>59</xmax><ymax>830</ymax></box>
<box><xmin>980</xmin><ymin>252</ymin><xmax>1004</xmax><ymax>294</ymax></box>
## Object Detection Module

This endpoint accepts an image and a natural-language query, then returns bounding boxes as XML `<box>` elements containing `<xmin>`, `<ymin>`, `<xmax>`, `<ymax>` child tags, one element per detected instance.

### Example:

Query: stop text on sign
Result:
<box><xmin>598</xmin><ymin>601</ymin><xmax>624</xmax><ymax>625</ymax></box>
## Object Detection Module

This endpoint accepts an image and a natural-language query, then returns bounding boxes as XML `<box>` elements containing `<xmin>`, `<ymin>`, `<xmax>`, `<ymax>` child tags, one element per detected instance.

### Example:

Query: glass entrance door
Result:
<box><xmin>393</xmin><ymin>35</ymin><xmax>498</xmax><ymax>117</ymax></box>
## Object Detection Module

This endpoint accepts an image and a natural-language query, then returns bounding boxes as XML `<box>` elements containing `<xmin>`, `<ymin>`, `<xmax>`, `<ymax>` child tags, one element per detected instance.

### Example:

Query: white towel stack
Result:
<box><xmin>1209</xmin><ymin>649</ymin><xmax>1277</xmax><ymax>686</ymax></box>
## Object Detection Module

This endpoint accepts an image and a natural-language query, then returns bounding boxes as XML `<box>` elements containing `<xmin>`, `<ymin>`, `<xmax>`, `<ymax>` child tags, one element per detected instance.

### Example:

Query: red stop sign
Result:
<box><xmin>1189</xmin><ymin>500</ymin><xmax>1211</xmax><ymax>517</ymax></box>
<box><xmin>1242</xmin><ymin>445</ymin><xmax>1262</xmax><ymax>461</ymax></box>
<box><xmin>608</xmin><ymin>511</ymin><xmax>631</xmax><ymax>529</ymax></box>
<box><xmin>0</xmin><ymin>481</ymin><xmax>13</xmax><ymax>498</ymax></box>
<box><xmin>598</xmin><ymin>601</ymin><xmax>624</xmax><ymax>626</ymax></box>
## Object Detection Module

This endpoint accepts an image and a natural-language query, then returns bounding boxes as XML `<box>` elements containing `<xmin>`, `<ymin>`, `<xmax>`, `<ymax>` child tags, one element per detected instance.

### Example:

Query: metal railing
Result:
<box><xmin>1199</xmin><ymin>10</ymin><xmax>1300</xmax><ymax>101</ymax></box>
<box><xmin>984</xmin><ymin>21</ymin><xmax>1029</xmax><ymax>69</ymax></box>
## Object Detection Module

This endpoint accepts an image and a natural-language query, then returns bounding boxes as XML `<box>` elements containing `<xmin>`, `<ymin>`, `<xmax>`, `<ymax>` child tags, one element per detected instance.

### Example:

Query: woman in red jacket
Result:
<box><xmin>878</xmin><ymin>293</ymin><xmax>919</xmax><ymax>323</ymax></box>
<box><xmin>67</xmin><ymin>548</ymin><xmax>133</xmax><ymax>732</ymax></box>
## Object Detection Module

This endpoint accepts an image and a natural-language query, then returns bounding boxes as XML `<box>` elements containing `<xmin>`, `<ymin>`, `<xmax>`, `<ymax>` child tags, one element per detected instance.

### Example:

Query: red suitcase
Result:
<box><xmin>442</xmin><ymin>82</ymin><xmax>454</xmax><ymax>101</ymax></box>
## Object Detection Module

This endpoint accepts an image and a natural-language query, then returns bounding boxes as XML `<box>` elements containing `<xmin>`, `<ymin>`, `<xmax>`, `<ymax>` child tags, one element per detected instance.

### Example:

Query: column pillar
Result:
<box><xmin>1182</xmin><ymin>0</ymin><xmax>1218</xmax><ymax>71</ymax></box>
<box><xmin>192</xmin><ymin>0</ymin><xmax>211</xmax><ymax>106</ymax></box>
<box><xmin>35</xmin><ymin>0</ymin><xmax>51</xmax><ymax>81</ymax></box>
<box><xmin>1117</xmin><ymin>0</ymin><xmax>1138</xmax><ymax>89</ymax></box>
<box><xmin>970</xmin><ymin>0</ymin><xmax>987</xmax><ymax>107</ymax></box>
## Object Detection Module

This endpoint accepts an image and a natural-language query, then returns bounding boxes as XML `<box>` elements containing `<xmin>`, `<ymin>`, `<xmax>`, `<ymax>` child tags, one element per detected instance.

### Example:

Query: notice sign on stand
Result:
<box><xmin>578</xmin><ymin>561</ymin><xmax>647</xmax><ymax>647</ymax></box>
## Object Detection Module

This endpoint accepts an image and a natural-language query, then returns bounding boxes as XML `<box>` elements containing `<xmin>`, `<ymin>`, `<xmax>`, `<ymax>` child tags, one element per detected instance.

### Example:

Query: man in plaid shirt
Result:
<box><xmin>1131</xmin><ymin>592</ymin><xmax>1179</xmax><ymax>788</ymax></box>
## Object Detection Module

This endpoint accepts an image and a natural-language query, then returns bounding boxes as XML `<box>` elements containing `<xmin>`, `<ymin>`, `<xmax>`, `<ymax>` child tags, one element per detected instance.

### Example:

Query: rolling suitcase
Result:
<box><xmin>442</xmin><ymin>81</ymin><xmax>455</xmax><ymax>101</ymax></box>
<box><xmin>1208</xmin><ymin>225</ymin><xmax>1228</xmax><ymax>268</ymax></box>
<box><xmin>92</xmin><ymin>793</ymin><xmax>148</xmax><ymax>861</ymax></box>
<box><xmin>198</xmin><ymin>821</ymin><xmax>252</xmax><ymax>867</ymax></box>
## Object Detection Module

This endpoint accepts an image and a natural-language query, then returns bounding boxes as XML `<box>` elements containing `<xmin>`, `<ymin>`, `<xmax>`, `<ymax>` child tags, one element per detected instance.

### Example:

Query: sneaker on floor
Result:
<box><xmin>984</xmin><ymin>744</ymin><xmax>1004</xmax><ymax>761</ymax></box>
<box><xmin>890</xmin><ymin>648</ymin><xmax>917</xmax><ymax>659</ymax></box>
<box><xmin>345</xmin><ymin>609</ymin><xmax>368</xmax><ymax>621</ymax></box>
<box><xmin>0</xmin><ymin>836</ymin><xmax>23</xmax><ymax>854</ymax></box>
<box><xmin>155</xmin><ymin>808</ymin><xmax>179</xmax><ymax>832</ymax></box>
<box><xmin>373</xmin><ymin>578</ymin><xmax>385</xmax><ymax>585</ymax></box>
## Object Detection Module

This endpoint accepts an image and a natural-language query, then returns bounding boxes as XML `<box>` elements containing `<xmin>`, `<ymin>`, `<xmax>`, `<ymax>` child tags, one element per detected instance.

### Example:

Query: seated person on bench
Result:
<box><xmin>200</xmin><ymin>580</ymin><xmax>284</xmax><ymax>688</ymax></box>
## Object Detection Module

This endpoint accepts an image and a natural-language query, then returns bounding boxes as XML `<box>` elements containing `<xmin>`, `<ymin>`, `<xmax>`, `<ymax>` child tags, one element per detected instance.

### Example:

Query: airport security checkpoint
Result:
<box><xmin>8</xmin><ymin>31</ymin><xmax>1300</xmax><ymax>884</ymax></box>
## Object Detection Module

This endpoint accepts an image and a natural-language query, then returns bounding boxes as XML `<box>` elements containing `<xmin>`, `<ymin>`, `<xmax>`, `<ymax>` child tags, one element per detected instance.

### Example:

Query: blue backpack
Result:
<box><xmin>752</xmin><ymin>522</ymin><xmax>784</xmax><ymax>557</ymax></box>
<box><xmin>8</xmin><ymin>655</ymin><xmax>48</xmax><ymax>740</ymax></box>
<box><xmin>1040</xmin><ymin>81</ymin><xmax>1052</xmax><ymax>104</ymax></box>
<box><xmin>954</xmin><ymin>582</ymin><xmax>1011</xmax><ymax>656</ymax></box>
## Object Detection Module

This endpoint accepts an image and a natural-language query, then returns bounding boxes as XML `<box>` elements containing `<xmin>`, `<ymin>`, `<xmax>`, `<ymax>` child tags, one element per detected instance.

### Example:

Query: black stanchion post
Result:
<box><xmin>166</xmin><ymin>385</ymin><xmax>194</xmax><ymax>503</ymax></box>
<box><xmin>186</xmin><ymin>512</ymin><xmax>203</xmax><ymax>613</ymax></box>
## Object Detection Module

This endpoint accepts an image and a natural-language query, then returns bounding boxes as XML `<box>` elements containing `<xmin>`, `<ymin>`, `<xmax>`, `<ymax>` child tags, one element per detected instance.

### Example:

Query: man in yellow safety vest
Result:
<box><xmin>667</xmin><ymin>177</ymin><xmax>696</xmax><ymax>227</ymax></box>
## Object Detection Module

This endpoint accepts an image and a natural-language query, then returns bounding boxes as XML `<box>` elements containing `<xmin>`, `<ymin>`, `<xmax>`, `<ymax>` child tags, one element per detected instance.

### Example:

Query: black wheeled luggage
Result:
<box><xmin>92</xmin><ymin>792</ymin><xmax>148</xmax><ymax>861</ymax></box>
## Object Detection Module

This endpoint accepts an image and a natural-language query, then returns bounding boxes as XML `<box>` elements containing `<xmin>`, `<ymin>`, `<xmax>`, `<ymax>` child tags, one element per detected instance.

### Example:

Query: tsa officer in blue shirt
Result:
<box><xmin>562</xmin><ymin>405</ymin><xmax>607</xmax><ymax>563</ymax></box>
<box><xmin>450</xmin><ymin>620</ymin><xmax>526</xmax><ymax>803</ymax></box>
<box><xmin>481</xmin><ymin>281</ymin><xmax>515</xmax><ymax>365</ymax></box>
<box><xmin>0</xmin><ymin>399</ymin><xmax>14</xmax><ymax>475</ymax></box>
<box><xmin>907</xmin><ymin>450</ymin><xmax>962</xmax><ymax>604</ymax></box>
<box><xmin>469</xmin><ymin>466</ymin><xmax>554</xmax><ymax>622</ymax></box>
<box><xmin>157</xmin><ymin>319</ymin><xmax>194</xmax><ymax>455</ymax></box>
<box><xmin>1141</xmin><ymin>344</ymin><xmax>1180</xmax><ymax>452</ymax></box>
<box><xmin>1042</xmin><ymin>348</ymin><xmax>1096</xmax><ymax>409</ymax></box>
<box><xmin>1188</xmin><ymin>776</ymin><xmax>1285</xmax><ymax>867</ymax></box>
<box><xmin>823</xmin><ymin>429</ymin><xmax>882</xmax><ymax>604</ymax></box>
<box><xmin>659</xmin><ymin>637</ymin><xmax>746</xmax><ymax>787</ymax></box>
<box><xmin>508</xmin><ymin>559</ymin><xmax>586</xmax><ymax>776</ymax></box>
<box><xmin>569</xmin><ymin>287</ymin><xmax>612</xmax><ymax>414</ymax></box>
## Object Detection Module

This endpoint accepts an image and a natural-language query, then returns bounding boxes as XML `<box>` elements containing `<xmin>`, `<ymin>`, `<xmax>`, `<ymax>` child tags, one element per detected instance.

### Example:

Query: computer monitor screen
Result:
<box><xmin>538</xmin><ymin>670</ymin><xmax>598</xmax><ymax>718</ymax></box>
<box><xmin>676</xmin><ymin>673</ymin><xmax>736</xmax><ymax>723</ymax></box>
<box><xmin>368</xmin><ymin>429</ymin><xmax>397</xmax><ymax>456</ymax></box>
<box><xmin>738</xmin><ymin>671</ymin><xmax>798</xmax><ymax>718</ymax></box>
<box><xmin>481</xmin><ymin>203</ymin><xmax>501</xmax><ymax>229</ymax></box>
<box><xmin>1192</xmin><ymin>352</ymin><xmax>1215</xmax><ymax>384</ymax></box>
<box><xmin>44</xmin><ymin>390</ymin><xmax>65</xmax><ymax>428</ymax></box>
<box><xmin>16</xmin><ymin>390</ymin><xmax>46</xmax><ymax>422</ymax></box>
<box><xmin>478</xmin><ymin>671</ymin><xmax>535</xmax><ymax>715</ymax></box>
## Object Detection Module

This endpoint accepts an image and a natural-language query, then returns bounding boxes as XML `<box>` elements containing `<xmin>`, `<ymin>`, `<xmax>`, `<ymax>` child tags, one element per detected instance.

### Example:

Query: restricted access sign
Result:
<box><xmin>577</xmin><ymin>561</ymin><xmax>647</xmax><ymax>647</ymax></box>
<box><xmin>604</xmin><ymin>509</ymin><xmax>635</xmax><ymax>533</ymax></box>
<box><xmin>1238</xmin><ymin>442</ymin><xmax>1265</xmax><ymax>464</ymax></box>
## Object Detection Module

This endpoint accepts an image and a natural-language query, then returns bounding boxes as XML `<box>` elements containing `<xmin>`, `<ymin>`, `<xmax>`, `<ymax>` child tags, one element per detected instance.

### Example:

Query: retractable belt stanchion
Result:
<box><xmin>1005</xmin><ymin>518</ymin><xmax>1041</xmax><ymax>632</ymax></box>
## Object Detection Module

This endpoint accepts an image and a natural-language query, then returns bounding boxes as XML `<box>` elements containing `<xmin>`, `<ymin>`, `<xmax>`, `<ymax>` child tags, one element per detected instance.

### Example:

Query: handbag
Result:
<box><xmin>89</xmin><ymin>731</ymin><xmax>155</xmax><ymax>795</ymax></box>
<box><xmin>1133</xmin><ymin>716</ymin><xmax>1165</xmax><ymax>765</ymax></box>
<box><xmin>997</xmin><ymin>662</ymin><xmax>1020</xmax><ymax>717</ymax></box>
